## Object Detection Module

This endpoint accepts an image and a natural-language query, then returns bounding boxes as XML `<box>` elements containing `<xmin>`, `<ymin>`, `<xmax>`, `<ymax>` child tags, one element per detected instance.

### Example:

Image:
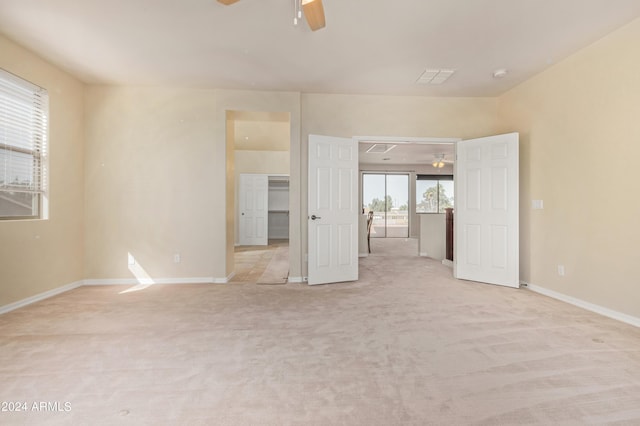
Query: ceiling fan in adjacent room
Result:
<box><xmin>432</xmin><ymin>154</ymin><xmax>453</xmax><ymax>169</ymax></box>
<box><xmin>217</xmin><ymin>0</ymin><xmax>326</xmax><ymax>31</ymax></box>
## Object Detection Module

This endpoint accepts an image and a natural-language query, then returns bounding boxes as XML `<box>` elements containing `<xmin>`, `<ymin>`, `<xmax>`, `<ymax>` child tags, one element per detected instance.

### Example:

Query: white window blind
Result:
<box><xmin>0</xmin><ymin>68</ymin><xmax>49</xmax><ymax>218</ymax></box>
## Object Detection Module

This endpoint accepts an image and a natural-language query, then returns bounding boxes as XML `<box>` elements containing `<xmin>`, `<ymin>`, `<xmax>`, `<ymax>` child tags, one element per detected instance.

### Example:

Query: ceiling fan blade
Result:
<box><xmin>217</xmin><ymin>0</ymin><xmax>240</xmax><ymax>5</ymax></box>
<box><xmin>302</xmin><ymin>0</ymin><xmax>326</xmax><ymax>31</ymax></box>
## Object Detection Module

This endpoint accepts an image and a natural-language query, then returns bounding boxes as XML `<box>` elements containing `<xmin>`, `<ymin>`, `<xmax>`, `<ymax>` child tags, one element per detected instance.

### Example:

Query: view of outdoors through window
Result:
<box><xmin>0</xmin><ymin>150</ymin><xmax>38</xmax><ymax>217</ymax></box>
<box><xmin>362</xmin><ymin>173</ymin><xmax>409</xmax><ymax>238</ymax></box>
<box><xmin>0</xmin><ymin>69</ymin><xmax>48</xmax><ymax>219</ymax></box>
<box><xmin>416</xmin><ymin>177</ymin><xmax>454</xmax><ymax>213</ymax></box>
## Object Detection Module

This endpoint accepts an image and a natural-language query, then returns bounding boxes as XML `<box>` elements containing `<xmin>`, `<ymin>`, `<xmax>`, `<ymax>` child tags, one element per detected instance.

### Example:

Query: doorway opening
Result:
<box><xmin>226</xmin><ymin>110</ymin><xmax>291</xmax><ymax>283</ymax></box>
<box><xmin>356</xmin><ymin>137</ymin><xmax>458</xmax><ymax>258</ymax></box>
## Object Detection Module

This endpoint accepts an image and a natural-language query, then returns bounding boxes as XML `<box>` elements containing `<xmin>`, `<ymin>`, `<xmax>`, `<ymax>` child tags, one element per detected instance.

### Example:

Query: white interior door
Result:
<box><xmin>238</xmin><ymin>173</ymin><xmax>268</xmax><ymax>246</ymax></box>
<box><xmin>455</xmin><ymin>132</ymin><xmax>519</xmax><ymax>288</ymax></box>
<box><xmin>308</xmin><ymin>135</ymin><xmax>358</xmax><ymax>285</ymax></box>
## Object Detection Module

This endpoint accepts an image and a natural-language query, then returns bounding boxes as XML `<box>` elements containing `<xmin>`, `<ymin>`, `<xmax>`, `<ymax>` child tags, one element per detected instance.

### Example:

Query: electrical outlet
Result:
<box><xmin>532</xmin><ymin>200</ymin><xmax>544</xmax><ymax>210</ymax></box>
<box><xmin>557</xmin><ymin>265</ymin><xmax>565</xmax><ymax>276</ymax></box>
<box><xmin>174</xmin><ymin>253</ymin><xmax>181</xmax><ymax>264</ymax></box>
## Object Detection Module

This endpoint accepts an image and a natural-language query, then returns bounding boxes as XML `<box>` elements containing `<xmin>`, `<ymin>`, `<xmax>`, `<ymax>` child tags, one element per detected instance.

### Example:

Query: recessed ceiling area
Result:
<box><xmin>359</xmin><ymin>142</ymin><xmax>455</xmax><ymax>168</ymax></box>
<box><xmin>1</xmin><ymin>1</ymin><xmax>640</xmax><ymax>97</ymax></box>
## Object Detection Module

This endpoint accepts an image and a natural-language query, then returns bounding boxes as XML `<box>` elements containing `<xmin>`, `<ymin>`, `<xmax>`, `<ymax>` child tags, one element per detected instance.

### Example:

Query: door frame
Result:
<box><xmin>222</xmin><ymin>109</ymin><xmax>296</xmax><ymax>283</ymax></box>
<box><xmin>302</xmin><ymin>136</ymin><xmax>460</xmax><ymax>283</ymax></box>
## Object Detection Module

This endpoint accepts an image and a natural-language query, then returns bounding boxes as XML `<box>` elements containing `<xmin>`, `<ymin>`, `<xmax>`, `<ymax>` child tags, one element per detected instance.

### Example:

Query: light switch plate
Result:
<box><xmin>532</xmin><ymin>199</ymin><xmax>544</xmax><ymax>210</ymax></box>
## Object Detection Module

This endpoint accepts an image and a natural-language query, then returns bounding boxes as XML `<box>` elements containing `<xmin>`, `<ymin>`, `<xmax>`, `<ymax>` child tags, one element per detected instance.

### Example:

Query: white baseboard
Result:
<box><xmin>0</xmin><ymin>280</ymin><xmax>84</xmax><ymax>315</ymax></box>
<box><xmin>442</xmin><ymin>259</ymin><xmax>453</xmax><ymax>268</ymax></box>
<box><xmin>213</xmin><ymin>272</ymin><xmax>235</xmax><ymax>284</ymax></box>
<box><xmin>7</xmin><ymin>276</ymin><xmax>638</xmax><ymax>331</ymax></box>
<box><xmin>84</xmin><ymin>277</ymin><xmax>220</xmax><ymax>285</ymax></box>
<box><xmin>1</xmin><ymin>274</ymin><xmax>238</xmax><ymax>315</ymax></box>
<box><xmin>359</xmin><ymin>253</ymin><xmax>368</xmax><ymax>258</ymax></box>
<box><xmin>419</xmin><ymin>252</ymin><xmax>428</xmax><ymax>257</ymax></box>
<box><xmin>523</xmin><ymin>281</ymin><xmax>640</xmax><ymax>328</ymax></box>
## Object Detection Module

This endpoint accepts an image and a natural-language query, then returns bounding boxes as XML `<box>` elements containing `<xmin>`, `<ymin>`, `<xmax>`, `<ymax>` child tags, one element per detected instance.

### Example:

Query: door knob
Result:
<box><xmin>311</xmin><ymin>214</ymin><xmax>321</xmax><ymax>220</ymax></box>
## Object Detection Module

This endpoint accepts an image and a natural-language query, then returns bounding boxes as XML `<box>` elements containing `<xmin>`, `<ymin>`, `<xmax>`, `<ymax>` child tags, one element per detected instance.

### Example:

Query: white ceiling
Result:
<box><xmin>2</xmin><ymin>0</ymin><xmax>640</xmax><ymax>97</ymax></box>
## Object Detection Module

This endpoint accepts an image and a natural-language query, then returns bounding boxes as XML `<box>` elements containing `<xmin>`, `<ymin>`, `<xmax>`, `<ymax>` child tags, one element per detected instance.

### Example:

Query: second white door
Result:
<box><xmin>454</xmin><ymin>132</ymin><xmax>519</xmax><ymax>288</ymax></box>
<box><xmin>307</xmin><ymin>135</ymin><xmax>359</xmax><ymax>285</ymax></box>
<box><xmin>239</xmin><ymin>174</ymin><xmax>269</xmax><ymax>246</ymax></box>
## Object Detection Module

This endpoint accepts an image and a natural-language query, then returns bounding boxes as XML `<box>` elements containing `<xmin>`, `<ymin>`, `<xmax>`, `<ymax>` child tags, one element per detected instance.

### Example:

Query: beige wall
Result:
<box><xmin>235</xmin><ymin>151</ymin><xmax>290</xmax><ymax>176</ymax></box>
<box><xmin>301</xmin><ymin>93</ymin><xmax>501</xmax><ymax>276</ymax></box>
<box><xmin>0</xmin><ymin>35</ymin><xmax>85</xmax><ymax>306</ymax></box>
<box><xmin>84</xmin><ymin>88</ymin><xmax>300</xmax><ymax>283</ymax></box>
<box><xmin>419</xmin><ymin>214</ymin><xmax>446</xmax><ymax>260</ymax></box>
<box><xmin>84</xmin><ymin>86</ymin><xmax>220</xmax><ymax>281</ymax></box>
<box><xmin>498</xmin><ymin>17</ymin><xmax>640</xmax><ymax>318</ymax></box>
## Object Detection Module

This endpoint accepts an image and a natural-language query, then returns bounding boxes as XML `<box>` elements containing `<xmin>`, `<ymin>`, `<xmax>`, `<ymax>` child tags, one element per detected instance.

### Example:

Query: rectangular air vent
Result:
<box><xmin>417</xmin><ymin>69</ymin><xmax>456</xmax><ymax>85</ymax></box>
<box><xmin>366</xmin><ymin>144</ymin><xmax>396</xmax><ymax>154</ymax></box>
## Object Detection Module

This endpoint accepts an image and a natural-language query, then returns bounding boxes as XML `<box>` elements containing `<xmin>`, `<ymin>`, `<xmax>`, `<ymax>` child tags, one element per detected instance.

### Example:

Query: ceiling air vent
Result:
<box><xmin>366</xmin><ymin>144</ymin><xmax>396</xmax><ymax>154</ymax></box>
<box><xmin>417</xmin><ymin>69</ymin><xmax>456</xmax><ymax>85</ymax></box>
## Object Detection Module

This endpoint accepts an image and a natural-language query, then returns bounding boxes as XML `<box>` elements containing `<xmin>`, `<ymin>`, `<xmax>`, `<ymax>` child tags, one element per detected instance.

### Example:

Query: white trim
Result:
<box><xmin>353</xmin><ymin>136</ymin><xmax>461</xmax><ymax>145</ymax></box>
<box><xmin>287</xmin><ymin>276</ymin><xmax>305</xmax><ymax>283</ymax></box>
<box><xmin>442</xmin><ymin>259</ymin><xmax>453</xmax><ymax>268</ymax></box>
<box><xmin>523</xmin><ymin>281</ymin><xmax>640</xmax><ymax>328</ymax></box>
<box><xmin>213</xmin><ymin>272</ymin><xmax>235</xmax><ymax>284</ymax></box>
<box><xmin>359</xmin><ymin>253</ymin><xmax>368</xmax><ymax>258</ymax></box>
<box><xmin>1</xmin><ymin>275</ymin><xmax>237</xmax><ymax>315</ymax></box>
<box><xmin>0</xmin><ymin>280</ymin><xmax>83</xmax><ymax>315</ymax></box>
<box><xmin>419</xmin><ymin>252</ymin><xmax>428</xmax><ymax>257</ymax></box>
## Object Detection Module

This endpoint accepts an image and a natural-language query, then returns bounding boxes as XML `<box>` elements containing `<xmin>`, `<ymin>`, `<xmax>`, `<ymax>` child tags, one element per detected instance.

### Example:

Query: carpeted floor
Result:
<box><xmin>231</xmin><ymin>240</ymin><xmax>289</xmax><ymax>284</ymax></box>
<box><xmin>256</xmin><ymin>245</ymin><xmax>289</xmax><ymax>285</ymax></box>
<box><xmin>1</xmin><ymin>238</ymin><xmax>640</xmax><ymax>425</ymax></box>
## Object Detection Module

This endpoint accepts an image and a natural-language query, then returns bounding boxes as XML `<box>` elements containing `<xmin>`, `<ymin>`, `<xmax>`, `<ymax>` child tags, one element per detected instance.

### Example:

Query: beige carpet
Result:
<box><xmin>230</xmin><ymin>240</ymin><xmax>289</xmax><ymax>284</ymax></box>
<box><xmin>1</xmin><ymin>238</ymin><xmax>640</xmax><ymax>425</ymax></box>
<box><xmin>257</xmin><ymin>245</ymin><xmax>289</xmax><ymax>285</ymax></box>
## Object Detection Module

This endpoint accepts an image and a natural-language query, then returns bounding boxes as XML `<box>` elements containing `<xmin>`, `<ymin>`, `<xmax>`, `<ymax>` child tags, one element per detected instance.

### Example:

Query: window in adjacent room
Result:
<box><xmin>416</xmin><ymin>175</ymin><xmax>454</xmax><ymax>214</ymax></box>
<box><xmin>0</xmin><ymin>69</ymin><xmax>49</xmax><ymax>220</ymax></box>
<box><xmin>362</xmin><ymin>173</ymin><xmax>409</xmax><ymax>238</ymax></box>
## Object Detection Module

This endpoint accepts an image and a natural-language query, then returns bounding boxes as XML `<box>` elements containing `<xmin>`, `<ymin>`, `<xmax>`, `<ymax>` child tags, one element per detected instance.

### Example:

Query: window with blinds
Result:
<box><xmin>0</xmin><ymin>69</ymin><xmax>49</xmax><ymax>219</ymax></box>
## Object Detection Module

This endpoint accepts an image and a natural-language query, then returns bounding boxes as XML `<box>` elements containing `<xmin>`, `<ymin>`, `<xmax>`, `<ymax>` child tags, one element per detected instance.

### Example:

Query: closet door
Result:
<box><xmin>239</xmin><ymin>174</ymin><xmax>269</xmax><ymax>246</ymax></box>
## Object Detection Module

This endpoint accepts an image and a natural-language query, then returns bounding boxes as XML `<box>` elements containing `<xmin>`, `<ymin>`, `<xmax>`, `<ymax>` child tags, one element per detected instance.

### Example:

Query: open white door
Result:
<box><xmin>455</xmin><ymin>132</ymin><xmax>519</xmax><ymax>288</ymax></box>
<box><xmin>308</xmin><ymin>135</ymin><xmax>358</xmax><ymax>285</ymax></box>
<box><xmin>238</xmin><ymin>173</ymin><xmax>269</xmax><ymax>246</ymax></box>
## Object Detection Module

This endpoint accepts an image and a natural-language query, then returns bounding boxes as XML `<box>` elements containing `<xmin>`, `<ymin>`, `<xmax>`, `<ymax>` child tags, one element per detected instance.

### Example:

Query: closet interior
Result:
<box><xmin>268</xmin><ymin>176</ymin><xmax>289</xmax><ymax>240</ymax></box>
